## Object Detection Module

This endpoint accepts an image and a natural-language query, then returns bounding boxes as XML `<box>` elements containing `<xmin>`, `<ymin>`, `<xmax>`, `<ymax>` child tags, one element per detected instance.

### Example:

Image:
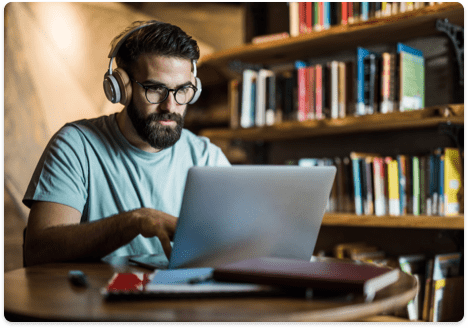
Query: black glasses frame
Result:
<box><xmin>131</xmin><ymin>78</ymin><xmax>197</xmax><ymax>105</ymax></box>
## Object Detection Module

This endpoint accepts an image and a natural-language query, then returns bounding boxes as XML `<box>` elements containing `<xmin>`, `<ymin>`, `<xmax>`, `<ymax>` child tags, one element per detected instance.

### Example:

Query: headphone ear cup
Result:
<box><xmin>103</xmin><ymin>72</ymin><xmax>121</xmax><ymax>104</ymax></box>
<box><xmin>189</xmin><ymin>77</ymin><xmax>202</xmax><ymax>104</ymax></box>
<box><xmin>113</xmin><ymin>68</ymin><xmax>132</xmax><ymax>106</ymax></box>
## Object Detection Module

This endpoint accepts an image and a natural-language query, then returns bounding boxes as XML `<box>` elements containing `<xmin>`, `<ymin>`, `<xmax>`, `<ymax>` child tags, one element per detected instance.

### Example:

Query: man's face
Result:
<box><xmin>127</xmin><ymin>54</ymin><xmax>193</xmax><ymax>150</ymax></box>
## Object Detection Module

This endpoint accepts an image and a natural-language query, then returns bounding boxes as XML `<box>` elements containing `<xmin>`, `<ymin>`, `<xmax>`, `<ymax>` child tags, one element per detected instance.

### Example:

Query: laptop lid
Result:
<box><xmin>168</xmin><ymin>165</ymin><xmax>336</xmax><ymax>269</ymax></box>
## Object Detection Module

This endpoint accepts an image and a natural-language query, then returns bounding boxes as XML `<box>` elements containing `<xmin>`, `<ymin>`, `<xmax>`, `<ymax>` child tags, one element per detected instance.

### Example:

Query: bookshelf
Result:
<box><xmin>196</xmin><ymin>4</ymin><xmax>464</xmax><ymax>321</ymax></box>
<box><xmin>199</xmin><ymin>3</ymin><xmax>463</xmax><ymax>69</ymax></box>
<box><xmin>322</xmin><ymin>213</ymin><xmax>463</xmax><ymax>230</ymax></box>
<box><xmin>200</xmin><ymin>104</ymin><xmax>464</xmax><ymax>141</ymax></box>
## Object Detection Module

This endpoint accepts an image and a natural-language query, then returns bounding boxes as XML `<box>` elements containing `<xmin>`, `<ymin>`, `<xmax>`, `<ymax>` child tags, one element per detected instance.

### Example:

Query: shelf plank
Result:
<box><xmin>199</xmin><ymin>3</ymin><xmax>464</xmax><ymax>68</ymax></box>
<box><xmin>200</xmin><ymin>105</ymin><xmax>464</xmax><ymax>141</ymax></box>
<box><xmin>322</xmin><ymin>213</ymin><xmax>464</xmax><ymax>230</ymax></box>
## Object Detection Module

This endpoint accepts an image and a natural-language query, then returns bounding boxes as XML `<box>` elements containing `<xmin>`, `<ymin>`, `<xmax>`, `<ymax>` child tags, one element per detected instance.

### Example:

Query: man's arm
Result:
<box><xmin>24</xmin><ymin>201</ymin><xmax>177</xmax><ymax>267</ymax></box>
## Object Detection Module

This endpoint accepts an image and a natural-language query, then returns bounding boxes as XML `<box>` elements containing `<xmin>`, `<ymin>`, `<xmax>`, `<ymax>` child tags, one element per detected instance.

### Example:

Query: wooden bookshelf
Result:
<box><xmin>199</xmin><ymin>3</ymin><xmax>463</xmax><ymax>69</ymax></box>
<box><xmin>200</xmin><ymin>104</ymin><xmax>464</xmax><ymax>141</ymax></box>
<box><xmin>322</xmin><ymin>213</ymin><xmax>464</xmax><ymax>230</ymax></box>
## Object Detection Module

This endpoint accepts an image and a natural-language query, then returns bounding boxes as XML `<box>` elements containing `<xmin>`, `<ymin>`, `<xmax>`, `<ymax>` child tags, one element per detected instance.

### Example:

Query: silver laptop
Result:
<box><xmin>167</xmin><ymin>165</ymin><xmax>336</xmax><ymax>269</ymax></box>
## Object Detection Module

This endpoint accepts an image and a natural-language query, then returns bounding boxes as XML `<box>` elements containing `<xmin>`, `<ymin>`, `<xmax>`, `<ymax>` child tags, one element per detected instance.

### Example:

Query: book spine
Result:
<box><xmin>361</xmin><ymin>2</ymin><xmax>369</xmax><ymax>21</ymax></box>
<box><xmin>341</xmin><ymin>2</ymin><xmax>348</xmax><ymax>25</ymax></box>
<box><xmin>330</xmin><ymin>61</ymin><xmax>339</xmax><ymax>118</ymax></box>
<box><xmin>299</xmin><ymin>2</ymin><xmax>308</xmax><ymax>34</ymax></box>
<box><xmin>296</xmin><ymin>61</ymin><xmax>308</xmax><ymax>122</ymax></box>
<box><xmin>352</xmin><ymin>156</ymin><xmax>364</xmax><ymax>215</ymax></box>
<box><xmin>438</xmin><ymin>155</ymin><xmax>445</xmax><ymax>216</ymax></box>
<box><xmin>323</xmin><ymin>2</ymin><xmax>331</xmax><ymax>29</ymax></box>
<box><xmin>289</xmin><ymin>2</ymin><xmax>300</xmax><ymax>37</ymax></box>
<box><xmin>387</xmin><ymin>157</ymin><xmax>400</xmax><ymax>216</ymax></box>
<box><xmin>315</xmin><ymin>64</ymin><xmax>323</xmax><ymax>120</ymax></box>
<box><xmin>419</xmin><ymin>155</ymin><xmax>427</xmax><ymax>215</ymax></box>
<box><xmin>338</xmin><ymin>61</ymin><xmax>347</xmax><ymax>118</ymax></box>
<box><xmin>397</xmin><ymin>155</ymin><xmax>408</xmax><ymax>215</ymax></box>
<box><xmin>306</xmin><ymin>2</ymin><xmax>313</xmax><ymax>32</ymax></box>
<box><xmin>373</xmin><ymin>157</ymin><xmax>386</xmax><ymax>216</ymax></box>
<box><xmin>307</xmin><ymin>66</ymin><xmax>315</xmax><ymax>120</ymax></box>
<box><xmin>229</xmin><ymin>79</ymin><xmax>240</xmax><ymax>129</ymax></box>
<box><xmin>365</xmin><ymin>157</ymin><xmax>374</xmax><ymax>215</ymax></box>
<box><xmin>241</xmin><ymin>70</ymin><xmax>257</xmax><ymax>128</ymax></box>
<box><xmin>444</xmin><ymin>148</ymin><xmax>461</xmax><ymax>216</ymax></box>
<box><xmin>356</xmin><ymin>47</ymin><xmax>370</xmax><ymax>116</ymax></box>
<box><xmin>412</xmin><ymin>156</ymin><xmax>420</xmax><ymax>215</ymax></box>
<box><xmin>266</xmin><ymin>75</ymin><xmax>276</xmax><ymax>126</ymax></box>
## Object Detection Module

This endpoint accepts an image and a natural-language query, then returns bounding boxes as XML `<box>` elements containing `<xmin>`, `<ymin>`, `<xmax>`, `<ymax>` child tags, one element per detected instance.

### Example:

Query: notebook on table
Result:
<box><xmin>212</xmin><ymin>257</ymin><xmax>400</xmax><ymax>302</ymax></box>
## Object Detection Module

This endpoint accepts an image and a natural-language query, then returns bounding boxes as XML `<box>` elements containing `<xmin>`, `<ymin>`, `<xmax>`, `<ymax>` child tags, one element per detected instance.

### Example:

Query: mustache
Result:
<box><xmin>147</xmin><ymin>112</ymin><xmax>183</xmax><ymax>124</ymax></box>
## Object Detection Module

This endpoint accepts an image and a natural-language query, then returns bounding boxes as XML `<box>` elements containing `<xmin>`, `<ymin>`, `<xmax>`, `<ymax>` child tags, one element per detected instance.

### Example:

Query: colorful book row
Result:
<box><xmin>293</xmin><ymin>147</ymin><xmax>462</xmax><ymax>217</ymax></box>
<box><xmin>288</xmin><ymin>2</ymin><xmax>435</xmax><ymax>37</ymax></box>
<box><xmin>231</xmin><ymin>42</ymin><xmax>425</xmax><ymax>129</ymax></box>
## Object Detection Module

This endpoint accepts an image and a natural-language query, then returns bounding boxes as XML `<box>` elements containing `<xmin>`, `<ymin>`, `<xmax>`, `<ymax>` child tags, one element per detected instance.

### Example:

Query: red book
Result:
<box><xmin>297</xmin><ymin>65</ymin><xmax>308</xmax><ymax>121</ymax></box>
<box><xmin>307</xmin><ymin>66</ymin><xmax>315</xmax><ymax>120</ymax></box>
<box><xmin>318</xmin><ymin>2</ymin><xmax>324</xmax><ymax>31</ymax></box>
<box><xmin>315</xmin><ymin>64</ymin><xmax>323</xmax><ymax>119</ymax></box>
<box><xmin>214</xmin><ymin>257</ymin><xmax>401</xmax><ymax>300</ymax></box>
<box><xmin>299</xmin><ymin>2</ymin><xmax>308</xmax><ymax>34</ymax></box>
<box><xmin>342</xmin><ymin>2</ymin><xmax>348</xmax><ymax>25</ymax></box>
<box><xmin>306</xmin><ymin>2</ymin><xmax>313</xmax><ymax>32</ymax></box>
<box><xmin>348</xmin><ymin>2</ymin><xmax>354</xmax><ymax>23</ymax></box>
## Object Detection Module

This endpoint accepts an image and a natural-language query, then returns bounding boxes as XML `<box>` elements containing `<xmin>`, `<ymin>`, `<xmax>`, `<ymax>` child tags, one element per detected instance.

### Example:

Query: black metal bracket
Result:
<box><xmin>436</xmin><ymin>19</ymin><xmax>464</xmax><ymax>86</ymax></box>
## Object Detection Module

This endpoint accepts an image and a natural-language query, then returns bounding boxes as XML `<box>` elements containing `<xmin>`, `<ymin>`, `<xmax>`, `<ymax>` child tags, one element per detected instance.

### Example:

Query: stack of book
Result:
<box><xmin>231</xmin><ymin>43</ymin><xmax>425</xmax><ymax>128</ymax></box>
<box><xmin>292</xmin><ymin>147</ymin><xmax>462</xmax><ymax>217</ymax></box>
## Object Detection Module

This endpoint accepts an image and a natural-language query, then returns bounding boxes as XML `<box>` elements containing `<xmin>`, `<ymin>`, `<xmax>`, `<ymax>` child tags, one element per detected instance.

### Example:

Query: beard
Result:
<box><xmin>126</xmin><ymin>100</ymin><xmax>186</xmax><ymax>150</ymax></box>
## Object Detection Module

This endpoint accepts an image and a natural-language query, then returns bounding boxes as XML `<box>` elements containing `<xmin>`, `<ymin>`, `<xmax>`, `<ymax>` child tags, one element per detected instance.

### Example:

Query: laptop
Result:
<box><xmin>129</xmin><ymin>165</ymin><xmax>336</xmax><ymax>270</ymax></box>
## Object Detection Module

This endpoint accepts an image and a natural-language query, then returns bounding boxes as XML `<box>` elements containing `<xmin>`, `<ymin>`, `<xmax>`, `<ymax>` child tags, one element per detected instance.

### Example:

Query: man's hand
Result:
<box><xmin>133</xmin><ymin>208</ymin><xmax>178</xmax><ymax>260</ymax></box>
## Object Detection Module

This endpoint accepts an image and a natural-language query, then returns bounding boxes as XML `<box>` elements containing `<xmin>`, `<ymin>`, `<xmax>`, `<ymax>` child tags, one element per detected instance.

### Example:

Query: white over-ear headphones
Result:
<box><xmin>103</xmin><ymin>23</ymin><xmax>202</xmax><ymax>106</ymax></box>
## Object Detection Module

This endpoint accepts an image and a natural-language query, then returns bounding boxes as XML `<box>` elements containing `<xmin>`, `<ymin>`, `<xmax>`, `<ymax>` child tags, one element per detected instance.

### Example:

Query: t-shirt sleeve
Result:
<box><xmin>22</xmin><ymin>125</ymin><xmax>88</xmax><ymax>212</ymax></box>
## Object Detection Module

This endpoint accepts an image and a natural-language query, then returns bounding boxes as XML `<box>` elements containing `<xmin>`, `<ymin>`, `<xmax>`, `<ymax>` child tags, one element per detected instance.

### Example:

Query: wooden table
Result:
<box><xmin>4</xmin><ymin>257</ymin><xmax>418</xmax><ymax>322</ymax></box>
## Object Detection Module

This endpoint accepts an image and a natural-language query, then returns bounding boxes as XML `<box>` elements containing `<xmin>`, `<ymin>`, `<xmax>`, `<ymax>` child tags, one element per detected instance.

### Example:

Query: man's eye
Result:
<box><xmin>147</xmin><ymin>86</ymin><xmax>166</xmax><ymax>93</ymax></box>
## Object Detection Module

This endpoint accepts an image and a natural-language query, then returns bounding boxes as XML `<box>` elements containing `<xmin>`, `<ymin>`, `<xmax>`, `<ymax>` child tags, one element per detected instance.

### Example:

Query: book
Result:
<box><xmin>439</xmin><ymin>154</ymin><xmax>445</xmax><ymax>215</ymax></box>
<box><xmin>289</xmin><ymin>2</ymin><xmax>300</xmax><ymax>37</ymax></box>
<box><xmin>373</xmin><ymin>157</ymin><xmax>386</xmax><ymax>216</ymax></box>
<box><xmin>351</xmin><ymin>154</ymin><xmax>364</xmax><ymax>215</ymax></box>
<box><xmin>315</xmin><ymin>64</ymin><xmax>323</xmax><ymax>119</ymax></box>
<box><xmin>296</xmin><ymin>61</ymin><xmax>308</xmax><ymax>122</ymax></box>
<box><xmin>229</xmin><ymin>79</ymin><xmax>240</xmax><ymax>129</ymax></box>
<box><xmin>350</xmin><ymin>152</ymin><xmax>379</xmax><ymax>215</ymax></box>
<box><xmin>412</xmin><ymin>156</ymin><xmax>421</xmax><ymax>215</ymax></box>
<box><xmin>265</xmin><ymin>74</ymin><xmax>276</xmax><ymax>126</ymax></box>
<box><xmin>386</xmin><ymin>157</ymin><xmax>400</xmax><ymax>216</ymax></box>
<box><xmin>381</xmin><ymin>52</ymin><xmax>396</xmax><ymax>113</ymax></box>
<box><xmin>307</xmin><ymin>65</ymin><xmax>315</xmax><ymax>120</ymax></box>
<box><xmin>397</xmin><ymin>155</ymin><xmax>408</xmax><ymax>215</ymax></box>
<box><xmin>444</xmin><ymin>148</ymin><xmax>462</xmax><ymax>216</ymax></box>
<box><xmin>213</xmin><ymin>257</ymin><xmax>400</xmax><ymax>301</ymax></box>
<box><xmin>431</xmin><ymin>253</ymin><xmax>462</xmax><ymax>321</ymax></box>
<box><xmin>341</xmin><ymin>2</ymin><xmax>348</xmax><ymax>25</ymax></box>
<box><xmin>398</xmin><ymin>254</ymin><xmax>427</xmax><ymax>320</ymax></box>
<box><xmin>338</xmin><ymin>61</ymin><xmax>347</xmax><ymax>118</ymax></box>
<box><xmin>256</xmin><ymin>69</ymin><xmax>274</xmax><ymax>127</ymax></box>
<box><xmin>240</xmin><ymin>69</ymin><xmax>257</xmax><ymax>128</ymax></box>
<box><xmin>356</xmin><ymin>47</ymin><xmax>371</xmax><ymax>115</ymax></box>
<box><xmin>397</xmin><ymin>43</ymin><xmax>425</xmax><ymax>111</ymax></box>
<box><xmin>330</xmin><ymin>60</ymin><xmax>339</xmax><ymax>118</ymax></box>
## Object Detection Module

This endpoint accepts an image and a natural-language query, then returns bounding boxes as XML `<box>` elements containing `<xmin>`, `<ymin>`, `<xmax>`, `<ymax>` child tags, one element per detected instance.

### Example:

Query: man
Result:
<box><xmin>22</xmin><ymin>21</ymin><xmax>230</xmax><ymax>267</ymax></box>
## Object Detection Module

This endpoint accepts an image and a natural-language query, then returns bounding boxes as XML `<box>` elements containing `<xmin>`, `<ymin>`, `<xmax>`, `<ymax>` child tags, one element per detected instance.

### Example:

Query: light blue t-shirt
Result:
<box><xmin>23</xmin><ymin>113</ymin><xmax>230</xmax><ymax>260</ymax></box>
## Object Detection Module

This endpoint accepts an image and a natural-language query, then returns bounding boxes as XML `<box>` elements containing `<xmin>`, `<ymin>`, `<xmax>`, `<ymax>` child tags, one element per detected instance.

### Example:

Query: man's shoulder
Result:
<box><xmin>179</xmin><ymin>129</ymin><xmax>214</xmax><ymax>149</ymax></box>
<box><xmin>59</xmin><ymin>114</ymin><xmax>115</xmax><ymax>139</ymax></box>
<box><xmin>176</xmin><ymin>129</ymin><xmax>230</xmax><ymax>166</ymax></box>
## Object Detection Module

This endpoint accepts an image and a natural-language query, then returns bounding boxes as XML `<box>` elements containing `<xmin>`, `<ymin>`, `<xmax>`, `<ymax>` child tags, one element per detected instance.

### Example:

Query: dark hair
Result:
<box><xmin>112</xmin><ymin>20</ymin><xmax>200</xmax><ymax>74</ymax></box>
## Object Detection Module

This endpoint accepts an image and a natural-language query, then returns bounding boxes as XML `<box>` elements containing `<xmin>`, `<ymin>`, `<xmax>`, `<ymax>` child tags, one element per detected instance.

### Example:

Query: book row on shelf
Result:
<box><xmin>230</xmin><ymin>42</ymin><xmax>424</xmax><ymax>129</ymax></box>
<box><xmin>282</xmin><ymin>2</ymin><xmax>440</xmax><ymax>40</ymax></box>
<box><xmin>288</xmin><ymin>147</ymin><xmax>462</xmax><ymax>217</ymax></box>
<box><xmin>323</xmin><ymin>242</ymin><xmax>462</xmax><ymax>322</ymax></box>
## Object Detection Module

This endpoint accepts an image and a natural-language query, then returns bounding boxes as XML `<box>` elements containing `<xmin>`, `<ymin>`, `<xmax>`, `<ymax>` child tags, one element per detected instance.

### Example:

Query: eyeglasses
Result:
<box><xmin>131</xmin><ymin>78</ymin><xmax>197</xmax><ymax>105</ymax></box>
